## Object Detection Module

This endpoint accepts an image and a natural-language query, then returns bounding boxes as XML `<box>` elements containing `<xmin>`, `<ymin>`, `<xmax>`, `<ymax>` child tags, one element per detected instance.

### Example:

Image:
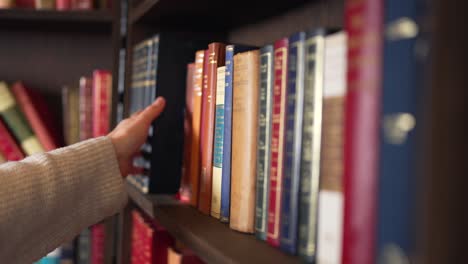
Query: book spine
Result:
<box><xmin>230</xmin><ymin>50</ymin><xmax>260</xmax><ymax>233</ymax></box>
<box><xmin>0</xmin><ymin>82</ymin><xmax>44</xmax><ymax>155</ymax></box>
<box><xmin>77</xmin><ymin>228</ymin><xmax>91</xmax><ymax>264</ymax></box>
<box><xmin>11</xmin><ymin>82</ymin><xmax>57</xmax><ymax>151</ymax></box>
<box><xmin>298</xmin><ymin>29</ymin><xmax>327</xmax><ymax>262</ymax></box>
<box><xmin>188</xmin><ymin>50</ymin><xmax>205</xmax><ymax>206</ymax></box>
<box><xmin>255</xmin><ymin>45</ymin><xmax>274</xmax><ymax>240</ymax></box>
<box><xmin>72</xmin><ymin>0</ymin><xmax>93</xmax><ymax>10</ymax></box>
<box><xmin>316</xmin><ymin>31</ymin><xmax>347</xmax><ymax>264</ymax></box>
<box><xmin>211</xmin><ymin>66</ymin><xmax>226</xmax><ymax>219</ymax></box>
<box><xmin>0</xmin><ymin>119</ymin><xmax>25</xmax><ymax>161</ymax></box>
<box><xmin>220</xmin><ymin>45</ymin><xmax>234</xmax><ymax>222</ymax></box>
<box><xmin>198</xmin><ymin>43</ymin><xmax>226</xmax><ymax>215</ymax></box>
<box><xmin>79</xmin><ymin>77</ymin><xmax>94</xmax><ymax>141</ymax></box>
<box><xmin>377</xmin><ymin>0</ymin><xmax>421</xmax><ymax>261</ymax></box>
<box><xmin>92</xmin><ymin>70</ymin><xmax>112</xmax><ymax>137</ymax></box>
<box><xmin>90</xmin><ymin>224</ymin><xmax>105</xmax><ymax>264</ymax></box>
<box><xmin>56</xmin><ymin>0</ymin><xmax>71</xmax><ymax>10</ymax></box>
<box><xmin>267</xmin><ymin>38</ymin><xmax>288</xmax><ymax>247</ymax></box>
<box><xmin>280</xmin><ymin>32</ymin><xmax>306</xmax><ymax>254</ymax></box>
<box><xmin>180</xmin><ymin>63</ymin><xmax>195</xmax><ymax>203</ymax></box>
<box><xmin>343</xmin><ymin>0</ymin><xmax>383</xmax><ymax>263</ymax></box>
<box><xmin>62</xmin><ymin>85</ymin><xmax>80</xmax><ymax>145</ymax></box>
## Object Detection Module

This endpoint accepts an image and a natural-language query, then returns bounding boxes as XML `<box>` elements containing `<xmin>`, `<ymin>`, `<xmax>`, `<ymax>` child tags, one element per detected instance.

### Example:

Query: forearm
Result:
<box><xmin>0</xmin><ymin>137</ymin><xmax>127</xmax><ymax>263</ymax></box>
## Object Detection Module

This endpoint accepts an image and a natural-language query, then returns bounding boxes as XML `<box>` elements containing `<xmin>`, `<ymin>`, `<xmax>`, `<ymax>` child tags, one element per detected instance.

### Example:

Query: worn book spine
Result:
<box><xmin>280</xmin><ymin>31</ymin><xmax>306</xmax><ymax>254</ymax></box>
<box><xmin>230</xmin><ymin>50</ymin><xmax>260</xmax><ymax>233</ymax></box>
<box><xmin>198</xmin><ymin>43</ymin><xmax>226</xmax><ymax>215</ymax></box>
<box><xmin>377</xmin><ymin>0</ymin><xmax>424</xmax><ymax>262</ymax></box>
<box><xmin>0</xmin><ymin>119</ymin><xmax>25</xmax><ymax>161</ymax></box>
<box><xmin>180</xmin><ymin>63</ymin><xmax>195</xmax><ymax>203</ymax></box>
<box><xmin>267</xmin><ymin>38</ymin><xmax>288</xmax><ymax>247</ymax></box>
<box><xmin>343</xmin><ymin>0</ymin><xmax>383</xmax><ymax>263</ymax></box>
<box><xmin>255</xmin><ymin>45</ymin><xmax>274</xmax><ymax>240</ymax></box>
<box><xmin>92</xmin><ymin>70</ymin><xmax>112</xmax><ymax>137</ymax></box>
<box><xmin>298</xmin><ymin>28</ymin><xmax>329</xmax><ymax>262</ymax></box>
<box><xmin>211</xmin><ymin>66</ymin><xmax>226</xmax><ymax>219</ymax></box>
<box><xmin>79</xmin><ymin>77</ymin><xmax>94</xmax><ymax>141</ymax></box>
<box><xmin>0</xmin><ymin>82</ymin><xmax>44</xmax><ymax>155</ymax></box>
<box><xmin>316</xmin><ymin>31</ymin><xmax>347</xmax><ymax>264</ymax></box>
<box><xmin>11</xmin><ymin>82</ymin><xmax>59</xmax><ymax>151</ymax></box>
<box><xmin>62</xmin><ymin>85</ymin><xmax>80</xmax><ymax>145</ymax></box>
<box><xmin>188</xmin><ymin>50</ymin><xmax>205</xmax><ymax>206</ymax></box>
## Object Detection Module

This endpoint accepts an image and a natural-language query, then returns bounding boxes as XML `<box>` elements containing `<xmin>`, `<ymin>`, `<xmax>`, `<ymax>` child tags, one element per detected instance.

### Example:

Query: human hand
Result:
<box><xmin>108</xmin><ymin>97</ymin><xmax>166</xmax><ymax>177</ymax></box>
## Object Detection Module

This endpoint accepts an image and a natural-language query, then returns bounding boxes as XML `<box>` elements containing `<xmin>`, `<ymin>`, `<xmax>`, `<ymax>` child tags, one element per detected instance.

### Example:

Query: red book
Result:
<box><xmin>180</xmin><ymin>63</ymin><xmax>195</xmax><ymax>203</ymax></box>
<box><xmin>79</xmin><ymin>77</ymin><xmax>93</xmax><ymax>141</ymax></box>
<box><xmin>15</xmin><ymin>0</ymin><xmax>35</xmax><ymax>8</ymax></box>
<box><xmin>72</xmin><ymin>0</ymin><xmax>92</xmax><ymax>9</ymax></box>
<box><xmin>198</xmin><ymin>44</ymin><xmax>226</xmax><ymax>214</ymax></box>
<box><xmin>0</xmin><ymin>119</ymin><xmax>25</xmax><ymax>161</ymax></box>
<box><xmin>90</xmin><ymin>223</ymin><xmax>105</xmax><ymax>264</ymax></box>
<box><xmin>56</xmin><ymin>0</ymin><xmax>71</xmax><ymax>10</ymax></box>
<box><xmin>343</xmin><ymin>1</ymin><xmax>383</xmax><ymax>264</ymax></box>
<box><xmin>92</xmin><ymin>70</ymin><xmax>112</xmax><ymax>137</ymax></box>
<box><xmin>11</xmin><ymin>82</ymin><xmax>62</xmax><ymax>151</ymax></box>
<box><xmin>266</xmin><ymin>38</ymin><xmax>288</xmax><ymax>247</ymax></box>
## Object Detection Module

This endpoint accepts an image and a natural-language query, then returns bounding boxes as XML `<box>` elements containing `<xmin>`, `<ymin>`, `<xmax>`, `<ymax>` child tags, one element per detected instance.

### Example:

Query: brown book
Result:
<box><xmin>62</xmin><ymin>85</ymin><xmax>80</xmax><ymax>145</ymax></box>
<box><xmin>187</xmin><ymin>50</ymin><xmax>205</xmax><ymax>207</ymax></box>
<box><xmin>198</xmin><ymin>43</ymin><xmax>226</xmax><ymax>214</ymax></box>
<box><xmin>230</xmin><ymin>50</ymin><xmax>260</xmax><ymax>233</ymax></box>
<box><xmin>180</xmin><ymin>63</ymin><xmax>195</xmax><ymax>203</ymax></box>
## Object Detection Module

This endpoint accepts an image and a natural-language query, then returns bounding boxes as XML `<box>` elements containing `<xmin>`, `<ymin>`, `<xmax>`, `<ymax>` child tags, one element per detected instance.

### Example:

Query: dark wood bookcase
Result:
<box><xmin>115</xmin><ymin>0</ymin><xmax>344</xmax><ymax>263</ymax></box>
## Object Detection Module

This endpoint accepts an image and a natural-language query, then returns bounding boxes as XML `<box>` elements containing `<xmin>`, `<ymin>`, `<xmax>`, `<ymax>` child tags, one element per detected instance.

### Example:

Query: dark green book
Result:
<box><xmin>255</xmin><ymin>45</ymin><xmax>274</xmax><ymax>240</ymax></box>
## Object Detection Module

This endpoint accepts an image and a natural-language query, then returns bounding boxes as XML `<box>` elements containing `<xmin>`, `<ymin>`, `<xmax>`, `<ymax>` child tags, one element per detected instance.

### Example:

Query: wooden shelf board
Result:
<box><xmin>129</xmin><ymin>0</ymin><xmax>311</xmax><ymax>30</ymax></box>
<box><xmin>126</xmin><ymin>182</ymin><xmax>300</xmax><ymax>264</ymax></box>
<box><xmin>0</xmin><ymin>9</ymin><xmax>113</xmax><ymax>29</ymax></box>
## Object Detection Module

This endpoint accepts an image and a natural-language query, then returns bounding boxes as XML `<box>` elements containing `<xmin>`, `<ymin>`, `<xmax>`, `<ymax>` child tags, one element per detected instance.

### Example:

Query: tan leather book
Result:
<box><xmin>229</xmin><ymin>50</ymin><xmax>260</xmax><ymax>233</ymax></box>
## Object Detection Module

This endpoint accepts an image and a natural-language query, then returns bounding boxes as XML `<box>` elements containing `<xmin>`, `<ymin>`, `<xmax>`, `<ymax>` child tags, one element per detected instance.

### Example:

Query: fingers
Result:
<box><xmin>138</xmin><ymin>97</ymin><xmax>166</xmax><ymax>125</ymax></box>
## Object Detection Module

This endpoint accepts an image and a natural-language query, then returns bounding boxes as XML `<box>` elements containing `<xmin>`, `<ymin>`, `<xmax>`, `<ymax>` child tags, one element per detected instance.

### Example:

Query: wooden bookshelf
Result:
<box><xmin>126</xmin><ymin>183</ymin><xmax>300</xmax><ymax>264</ymax></box>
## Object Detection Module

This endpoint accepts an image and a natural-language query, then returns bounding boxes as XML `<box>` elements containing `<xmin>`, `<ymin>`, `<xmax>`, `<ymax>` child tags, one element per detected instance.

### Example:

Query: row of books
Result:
<box><xmin>0</xmin><ymin>0</ymin><xmax>110</xmax><ymax>10</ymax></box>
<box><xmin>130</xmin><ymin>209</ymin><xmax>204</xmax><ymax>264</ymax></box>
<box><xmin>60</xmin><ymin>70</ymin><xmax>113</xmax><ymax>264</ymax></box>
<box><xmin>124</xmin><ymin>0</ymin><xmax>427</xmax><ymax>262</ymax></box>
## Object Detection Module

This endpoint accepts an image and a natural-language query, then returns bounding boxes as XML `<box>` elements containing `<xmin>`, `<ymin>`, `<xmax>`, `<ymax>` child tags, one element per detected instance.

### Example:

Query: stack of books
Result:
<box><xmin>0</xmin><ymin>0</ymin><xmax>111</xmax><ymax>10</ymax></box>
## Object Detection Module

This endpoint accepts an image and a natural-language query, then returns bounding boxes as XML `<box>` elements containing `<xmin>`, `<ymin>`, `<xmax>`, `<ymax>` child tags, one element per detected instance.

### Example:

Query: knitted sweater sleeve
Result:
<box><xmin>0</xmin><ymin>136</ymin><xmax>128</xmax><ymax>263</ymax></box>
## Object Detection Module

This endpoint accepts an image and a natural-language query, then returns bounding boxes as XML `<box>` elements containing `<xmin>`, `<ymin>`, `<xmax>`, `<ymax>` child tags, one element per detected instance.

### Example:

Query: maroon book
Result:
<box><xmin>343</xmin><ymin>0</ymin><xmax>383</xmax><ymax>263</ymax></box>
<box><xmin>266</xmin><ymin>38</ymin><xmax>288</xmax><ymax>247</ymax></box>
<box><xmin>198</xmin><ymin>43</ymin><xmax>226</xmax><ymax>215</ymax></box>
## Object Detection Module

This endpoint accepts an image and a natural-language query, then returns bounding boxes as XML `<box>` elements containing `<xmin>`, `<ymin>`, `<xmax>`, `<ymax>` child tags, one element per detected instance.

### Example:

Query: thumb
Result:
<box><xmin>139</xmin><ymin>97</ymin><xmax>166</xmax><ymax>125</ymax></box>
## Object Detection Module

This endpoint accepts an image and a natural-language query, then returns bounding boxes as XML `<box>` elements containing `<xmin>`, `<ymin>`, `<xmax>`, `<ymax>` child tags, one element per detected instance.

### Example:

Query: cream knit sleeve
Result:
<box><xmin>0</xmin><ymin>136</ymin><xmax>128</xmax><ymax>263</ymax></box>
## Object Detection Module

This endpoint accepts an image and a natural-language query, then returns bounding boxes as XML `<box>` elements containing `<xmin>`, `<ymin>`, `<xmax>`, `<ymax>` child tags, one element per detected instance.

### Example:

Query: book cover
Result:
<box><xmin>0</xmin><ymin>119</ymin><xmax>25</xmax><ymax>161</ymax></box>
<box><xmin>316</xmin><ymin>31</ymin><xmax>347</xmax><ymax>264</ymax></box>
<box><xmin>0</xmin><ymin>82</ymin><xmax>44</xmax><ymax>155</ymax></box>
<box><xmin>90</xmin><ymin>224</ymin><xmax>105</xmax><ymax>264</ymax></box>
<box><xmin>79</xmin><ymin>77</ymin><xmax>93</xmax><ymax>141</ymax></box>
<box><xmin>187</xmin><ymin>50</ymin><xmax>205</xmax><ymax>206</ymax></box>
<box><xmin>11</xmin><ymin>82</ymin><xmax>61</xmax><ymax>151</ymax></box>
<box><xmin>377</xmin><ymin>0</ymin><xmax>423</xmax><ymax>262</ymax></box>
<box><xmin>130</xmin><ymin>39</ymin><xmax>152</xmax><ymax>115</ymax></box>
<box><xmin>298</xmin><ymin>28</ymin><xmax>332</xmax><ymax>262</ymax></box>
<box><xmin>280</xmin><ymin>31</ymin><xmax>306</xmax><ymax>254</ymax></box>
<box><xmin>211</xmin><ymin>66</ymin><xmax>226</xmax><ymax>219</ymax></box>
<box><xmin>198</xmin><ymin>42</ymin><xmax>226</xmax><ymax>214</ymax></box>
<box><xmin>343</xmin><ymin>0</ymin><xmax>383</xmax><ymax>263</ymax></box>
<box><xmin>180</xmin><ymin>63</ymin><xmax>195</xmax><ymax>203</ymax></box>
<box><xmin>56</xmin><ymin>0</ymin><xmax>71</xmax><ymax>10</ymax></box>
<box><xmin>221</xmin><ymin>44</ymin><xmax>258</xmax><ymax>222</ymax></box>
<box><xmin>92</xmin><ymin>70</ymin><xmax>112</xmax><ymax>138</ymax></box>
<box><xmin>255</xmin><ymin>44</ymin><xmax>274</xmax><ymax>240</ymax></box>
<box><xmin>230</xmin><ymin>50</ymin><xmax>260</xmax><ymax>233</ymax></box>
<box><xmin>77</xmin><ymin>228</ymin><xmax>91</xmax><ymax>264</ymax></box>
<box><xmin>62</xmin><ymin>85</ymin><xmax>80</xmax><ymax>145</ymax></box>
<box><xmin>266</xmin><ymin>38</ymin><xmax>288</xmax><ymax>247</ymax></box>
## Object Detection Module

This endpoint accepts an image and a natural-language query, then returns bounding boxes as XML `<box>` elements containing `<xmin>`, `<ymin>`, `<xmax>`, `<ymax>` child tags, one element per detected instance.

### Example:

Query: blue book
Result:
<box><xmin>377</xmin><ymin>0</ymin><xmax>426</xmax><ymax>262</ymax></box>
<box><xmin>279</xmin><ymin>32</ymin><xmax>306</xmax><ymax>254</ymax></box>
<box><xmin>254</xmin><ymin>44</ymin><xmax>274</xmax><ymax>240</ymax></box>
<box><xmin>220</xmin><ymin>44</ymin><xmax>257</xmax><ymax>222</ymax></box>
